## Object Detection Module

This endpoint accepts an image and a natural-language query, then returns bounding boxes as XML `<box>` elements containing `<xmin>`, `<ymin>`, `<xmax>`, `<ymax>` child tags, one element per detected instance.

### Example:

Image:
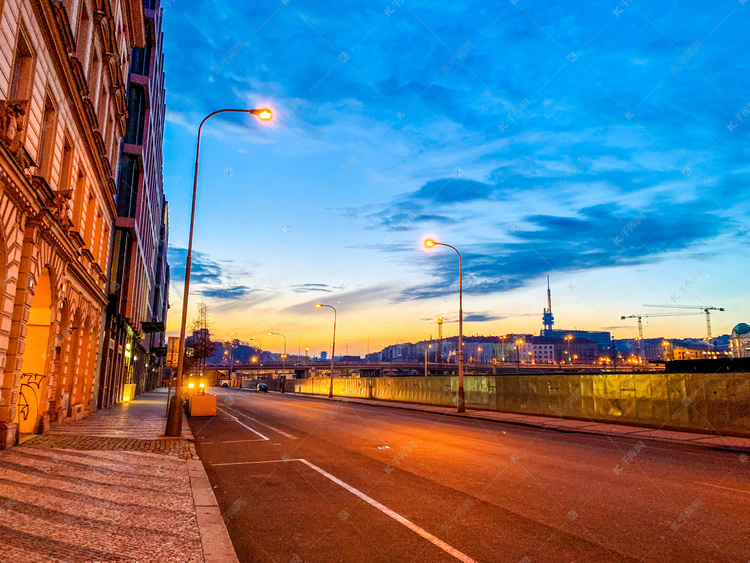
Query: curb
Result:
<box><xmin>277</xmin><ymin>392</ymin><xmax>750</xmax><ymax>455</ymax></box>
<box><xmin>183</xmin><ymin>413</ymin><xmax>239</xmax><ymax>563</ymax></box>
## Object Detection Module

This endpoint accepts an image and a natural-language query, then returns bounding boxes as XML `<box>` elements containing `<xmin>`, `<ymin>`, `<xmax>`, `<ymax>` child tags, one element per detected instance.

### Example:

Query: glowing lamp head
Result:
<box><xmin>199</xmin><ymin>382</ymin><xmax>205</xmax><ymax>388</ymax></box>
<box><xmin>268</xmin><ymin>332</ymin><xmax>273</xmax><ymax>336</ymax></box>
<box><xmin>188</xmin><ymin>382</ymin><xmax>194</xmax><ymax>389</ymax></box>
<box><xmin>424</xmin><ymin>239</ymin><xmax>436</xmax><ymax>248</ymax></box>
<box><xmin>250</xmin><ymin>108</ymin><xmax>273</xmax><ymax>120</ymax></box>
<box><xmin>315</xmin><ymin>303</ymin><xmax>322</xmax><ymax>308</ymax></box>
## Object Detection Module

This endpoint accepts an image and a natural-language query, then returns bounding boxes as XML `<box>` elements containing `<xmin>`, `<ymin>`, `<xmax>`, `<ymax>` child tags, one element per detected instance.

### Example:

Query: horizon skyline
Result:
<box><xmin>161</xmin><ymin>1</ymin><xmax>749</xmax><ymax>356</ymax></box>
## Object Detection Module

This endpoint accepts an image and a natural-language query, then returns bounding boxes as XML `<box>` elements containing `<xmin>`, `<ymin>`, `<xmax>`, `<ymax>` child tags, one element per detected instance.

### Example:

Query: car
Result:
<box><xmin>255</xmin><ymin>383</ymin><xmax>268</xmax><ymax>393</ymax></box>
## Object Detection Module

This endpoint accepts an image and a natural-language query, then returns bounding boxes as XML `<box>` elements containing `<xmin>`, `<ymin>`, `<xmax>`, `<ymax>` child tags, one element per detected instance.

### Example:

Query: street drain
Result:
<box><xmin>377</xmin><ymin>445</ymin><xmax>390</xmax><ymax>450</ymax></box>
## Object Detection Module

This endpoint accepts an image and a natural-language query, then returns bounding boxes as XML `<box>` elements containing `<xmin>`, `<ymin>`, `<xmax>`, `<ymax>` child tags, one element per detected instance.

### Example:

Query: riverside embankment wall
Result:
<box><xmin>288</xmin><ymin>373</ymin><xmax>750</xmax><ymax>437</ymax></box>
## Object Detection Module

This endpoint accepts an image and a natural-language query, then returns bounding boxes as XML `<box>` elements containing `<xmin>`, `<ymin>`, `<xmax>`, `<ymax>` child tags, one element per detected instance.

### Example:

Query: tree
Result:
<box><xmin>185</xmin><ymin>302</ymin><xmax>217</xmax><ymax>376</ymax></box>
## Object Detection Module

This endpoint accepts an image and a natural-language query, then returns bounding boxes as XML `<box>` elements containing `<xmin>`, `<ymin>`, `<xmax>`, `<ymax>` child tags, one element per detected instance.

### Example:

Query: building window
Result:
<box><xmin>75</xmin><ymin>3</ymin><xmax>92</xmax><ymax>70</ymax></box>
<box><xmin>60</xmin><ymin>135</ymin><xmax>74</xmax><ymax>191</ymax></box>
<box><xmin>72</xmin><ymin>171</ymin><xmax>86</xmax><ymax>229</ymax></box>
<box><xmin>116</xmin><ymin>154</ymin><xmax>140</xmax><ymax>218</ymax></box>
<box><xmin>125</xmin><ymin>85</ymin><xmax>145</xmax><ymax>145</ymax></box>
<box><xmin>38</xmin><ymin>95</ymin><xmax>58</xmax><ymax>178</ymax></box>
<box><xmin>10</xmin><ymin>29</ymin><xmax>34</xmax><ymax>100</ymax></box>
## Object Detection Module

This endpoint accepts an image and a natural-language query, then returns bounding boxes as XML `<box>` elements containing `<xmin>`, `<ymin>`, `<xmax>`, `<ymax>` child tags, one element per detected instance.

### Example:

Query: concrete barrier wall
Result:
<box><xmin>289</xmin><ymin>373</ymin><xmax>750</xmax><ymax>437</ymax></box>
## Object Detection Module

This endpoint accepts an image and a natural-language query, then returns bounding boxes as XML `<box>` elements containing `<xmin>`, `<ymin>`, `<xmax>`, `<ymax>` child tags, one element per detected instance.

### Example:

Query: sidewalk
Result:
<box><xmin>281</xmin><ymin>391</ymin><xmax>750</xmax><ymax>454</ymax></box>
<box><xmin>0</xmin><ymin>390</ymin><xmax>237</xmax><ymax>562</ymax></box>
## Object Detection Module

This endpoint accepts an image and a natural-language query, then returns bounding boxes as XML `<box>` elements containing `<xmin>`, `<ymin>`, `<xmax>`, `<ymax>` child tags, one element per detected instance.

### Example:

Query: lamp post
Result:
<box><xmin>268</xmin><ymin>332</ymin><xmax>287</xmax><ymax>373</ymax></box>
<box><xmin>424</xmin><ymin>239</ymin><xmax>465</xmax><ymax>413</ymax></box>
<box><xmin>515</xmin><ymin>338</ymin><xmax>525</xmax><ymax>374</ymax></box>
<box><xmin>316</xmin><ymin>303</ymin><xmax>337</xmax><ymax>398</ymax></box>
<box><xmin>166</xmin><ymin>107</ymin><xmax>272</xmax><ymax>437</ymax></box>
<box><xmin>565</xmin><ymin>334</ymin><xmax>573</xmax><ymax>365</ymax></box>
<box><xmin>425</xmin><ymin>344</ymin><xmax>432</xmax><ymax>376</ymax></box>
<box><xmin>367</xmin><ymin>334</ymin><xmax>371</xmax><ymax>362</ymax></box>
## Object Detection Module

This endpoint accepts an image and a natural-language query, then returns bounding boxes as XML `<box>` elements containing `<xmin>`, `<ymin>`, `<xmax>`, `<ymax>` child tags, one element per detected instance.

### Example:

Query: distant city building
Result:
<box><xmin>165</xmin><ymin>336</ymin><xmax>179</xmax><ymax>368</ymax></box>
<box><xmin>730</xmin><ymin>323</ymin><xmax>750</xmax><ymax>358</ymax></box>
<box><xmin>320</xmin><ymin>351</ymin><xmax>327</xmax><ymax>361</ymax></box>
<box><xmin>541</xmin><ymin>329</ymin><xmax>612</xmax><ymax>351</ymax></box>
<box><xmin>672</xmin><ymin>347</ymin><xmax>730</xmax><ymax>361</ymax></box>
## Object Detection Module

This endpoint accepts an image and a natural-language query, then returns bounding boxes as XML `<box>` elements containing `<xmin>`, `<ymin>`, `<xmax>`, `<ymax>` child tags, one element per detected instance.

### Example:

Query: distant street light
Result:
<box><xmin>268</xmin><ymin>332</ymin><xmax>287</xmax><ymax>374</ymax></box>
<box><xmin>424</xmin><ymin>238</ymin><xmax>465</xmax><ymax>413</ymax></box>
<box><xmin>316</xmin><ymin>303</ymin><xmax>337</xmax><ymax>398</ymax></box>
<box><xmin>166</xmin><ymin>107</ymin><xmax>273</xmax><ymax>437</ymax></box>
<box><xmin>515</xmin><ymin>338</ymin><xmax>525</xmax><ymax>374</ymax></box>
<box><xmin>565</xmin><ymin>334</ymin><xmax>574</xmax><ymax>364</ymax></box>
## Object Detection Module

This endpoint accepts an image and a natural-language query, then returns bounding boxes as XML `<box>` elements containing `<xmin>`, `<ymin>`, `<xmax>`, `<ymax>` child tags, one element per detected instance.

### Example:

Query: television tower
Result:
<box><xmin>542</xmin><ymin>276</ymin><xmax>554</xmax><ymax>335</ymax></box>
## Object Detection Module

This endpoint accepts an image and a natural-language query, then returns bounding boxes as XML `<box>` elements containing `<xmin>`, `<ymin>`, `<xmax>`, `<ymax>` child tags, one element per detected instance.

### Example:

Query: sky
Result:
<box><xmin>161</xmin><ymin>0</ymin><xmax>750</xmax><ymax>357</ymax></box>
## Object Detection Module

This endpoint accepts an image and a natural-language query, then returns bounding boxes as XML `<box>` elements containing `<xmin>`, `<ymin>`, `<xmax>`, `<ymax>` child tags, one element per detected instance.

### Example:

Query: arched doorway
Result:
<box><xmin>15</xmin><ymin>268</ymin><xmax>53</xmax><ymax>434</ymax></box>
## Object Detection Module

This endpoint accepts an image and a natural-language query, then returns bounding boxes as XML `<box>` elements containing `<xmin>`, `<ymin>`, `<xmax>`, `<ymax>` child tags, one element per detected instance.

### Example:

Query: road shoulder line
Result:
<box><xmin>184</xmin><ymin>413</ymin><xmax>240</xmax><ymax>563</ymax></box>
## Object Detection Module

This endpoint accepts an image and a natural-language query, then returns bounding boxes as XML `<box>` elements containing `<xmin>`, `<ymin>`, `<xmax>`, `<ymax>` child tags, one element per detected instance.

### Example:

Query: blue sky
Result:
<box><xmin>162</xmin><ymin>0</ymin><xmax>750</xmax><ymax>355</ymax></box>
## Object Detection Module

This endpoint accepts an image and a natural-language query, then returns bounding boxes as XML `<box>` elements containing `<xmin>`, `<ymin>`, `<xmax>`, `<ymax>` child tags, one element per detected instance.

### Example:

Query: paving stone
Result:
<box><xmin>0</xmin><ymin>390</ymin><xmax>208</xmax><ymax>562</ymax></box>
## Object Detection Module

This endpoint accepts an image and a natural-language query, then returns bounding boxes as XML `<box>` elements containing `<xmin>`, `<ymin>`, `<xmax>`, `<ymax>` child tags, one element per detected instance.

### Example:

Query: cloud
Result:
<box><xmin>199</xmin><ymin>286</ymin><xmax>253</xmax><ymax>300</ymax></box>
<box><xmin>281</xmin><ymin>284</ymin><xmax>399</xmax><ymax>315</ymax></box>
<box><xmin>168</xmin><ymin>246</ymin><xmax>222</xmax><ymax>285</ymax></box>
<box><xmin>464</xmin><ymin>312</ymin><xmax>505</xmax><ymax>322</ymax></box>
<box><xmin>289</xmin><ymin>283</ymin><xmax>333</xmax><ymax>293</ymax></box>
<box><xmin>398</xmin><ymin>201</ymin><xmax>726</xmax><ymax>300</ymax></box>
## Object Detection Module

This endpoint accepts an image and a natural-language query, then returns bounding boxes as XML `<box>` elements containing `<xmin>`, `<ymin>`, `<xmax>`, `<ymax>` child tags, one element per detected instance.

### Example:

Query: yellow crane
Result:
<box><xmin>621</xmin><ymin>312</ymin><xmax>704</xmax><ymax>360</ymax></box>
<box><xmin>643</xmin><ymin>304</ymin><xmax>725</xmax><ymax>341</ymax></box>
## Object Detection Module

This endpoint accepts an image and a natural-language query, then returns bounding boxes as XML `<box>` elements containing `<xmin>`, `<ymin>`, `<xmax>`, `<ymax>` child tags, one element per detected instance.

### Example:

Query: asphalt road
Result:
<box><xmin>189</xmin><ymin>388</ymin><xmax>750</xmax><ymax>562</ymax></box>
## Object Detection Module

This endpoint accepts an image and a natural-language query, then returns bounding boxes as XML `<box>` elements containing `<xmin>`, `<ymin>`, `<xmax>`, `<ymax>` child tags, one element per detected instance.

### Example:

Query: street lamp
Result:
<box><xmin>367</xmin><ymin>333</ymin><xmax>371</xmax><ymax>362</ymax></box>
<box><xmin>268</xmin><ymin>332</ymin><xmax>287</xmax><ymax>373</ymax></box>
<box><xmin>166</xmin><ymin>107</ymin><xmax>273</xmax><ymax>437</ymax></box>
<box><xmin>515</xmin><ymin>338</ymin><xmax>525</xmax><ymax>374</ymax></box>
<box><xmin>424</xmin><ymin>238</ymin><xmax>465</xmax><ymax>413</ymax></box>
<box><xmin>425</xmin><ymin>344</ymin><xmax>432</xmax><ymax>376</ymax></box>
<box><xmin>565</xmin><ymin>334</ymin><xmax>573</xmax><ymax>364</ymax></box>
<box><xmin>316</xmin><ymin>303</ymin><xmax>337</xmax><ymax>398</ymax></box>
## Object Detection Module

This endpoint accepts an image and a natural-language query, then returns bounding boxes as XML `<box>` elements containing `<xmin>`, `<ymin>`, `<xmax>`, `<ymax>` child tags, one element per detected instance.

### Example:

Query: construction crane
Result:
<box><xmin>643</xmin><ymin>304</ymin><xmax>725</xmax><ymax>341</ymax></box>
<box><xmin>621</xmin><ymin>312</ymin><xmax>704</xmax><ymax>359</ymax></box>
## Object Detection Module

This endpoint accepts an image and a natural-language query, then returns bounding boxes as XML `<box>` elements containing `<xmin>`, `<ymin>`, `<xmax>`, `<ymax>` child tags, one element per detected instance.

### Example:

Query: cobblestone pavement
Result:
<box><xmin>24</xmin><ymin>434</ymin><xmax>195</xmax><ymax>458</ymax></box>
<box><xmin>0</xmin><ymin>390</ymin><xmax>206</xmax><ymax>562</ymax></box>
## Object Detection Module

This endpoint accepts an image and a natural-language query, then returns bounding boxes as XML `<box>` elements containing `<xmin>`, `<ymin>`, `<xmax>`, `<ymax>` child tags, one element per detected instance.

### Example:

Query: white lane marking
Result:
<box><xmin>209</xmin><ymin>457</ymin><xmax>476</xmax><ymax>561</ymax></box>
<box><xmin>211</xmin><ymin>459</ymin><xmax>303</xmax><ymax>466</ymax></box>
<box><xmin>694</xmin><ymin>481</ymin><xmax>750</xmax><ymax>495</ymax></box>
<box><xmin>218</xmin><ymin>408</ymin><xmax>269</xmax><ymax>441</ymax></box>
<box><xmin>223</xmin><ymin>406</ymin><xmax>298</xmax><ymax>440</ymax></box>
<box><xmin>201</xmin><ymin>439</ymin><xmax>267</xmax><ymax>445</ymax></box>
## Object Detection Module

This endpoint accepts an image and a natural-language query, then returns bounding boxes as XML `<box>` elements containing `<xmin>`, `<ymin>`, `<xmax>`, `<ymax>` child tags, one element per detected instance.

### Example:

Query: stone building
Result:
<box><xmin>97</xmin><ymin>0</ymin><xmax>168</xmax><ymax>408</ymax></box>
<box><xmin>730</xmin><ymin>323</ymin><xmax>750</xmax><ymax>358</ymax></box>
<box><xmin>0</xmin><ymin>1</ymin><xmax>145</xmax><ymax>448</ymax></box>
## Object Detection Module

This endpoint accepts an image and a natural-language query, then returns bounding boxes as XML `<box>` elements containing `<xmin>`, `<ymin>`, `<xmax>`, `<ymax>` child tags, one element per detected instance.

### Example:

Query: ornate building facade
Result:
<box><xmin>97</xmin><ymin>0</ymin><xmax>168</xmax><ymax>408</ymax></box>
<box><xmin>0</xmin><ymin>0</ymin><xmax>145</xmax><ymax>448</ymax></box>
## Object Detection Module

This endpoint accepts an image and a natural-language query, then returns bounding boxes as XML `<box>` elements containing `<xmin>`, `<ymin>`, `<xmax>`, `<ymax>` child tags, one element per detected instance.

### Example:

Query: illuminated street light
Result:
<box><xmin>316</xmin><ymin>303</ymin><xmax>337</xmax><ymax>398</ymax></box>
<box><xmin>268</xmin><ymin>332</ymin><xmax>288</xmax><ymax>374</ymax></box>
<box><xmin>166</xmin><ymin>107</ymin><xmax>273</xmax><ymax>437</ymax></box>
<box><xmin>515</xmin><ymin>338</ymin><xmax>525</xmax><ymax>374</ymax></box>
<box><xmin>250</xmin><ymin>108</ymin><xmax>273</xmax><ymax>120</ymax></box>
<box><xmin>424</xmin><ymin>238</ymin><xmax>465</xmax><ymax>413</ymax></box>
